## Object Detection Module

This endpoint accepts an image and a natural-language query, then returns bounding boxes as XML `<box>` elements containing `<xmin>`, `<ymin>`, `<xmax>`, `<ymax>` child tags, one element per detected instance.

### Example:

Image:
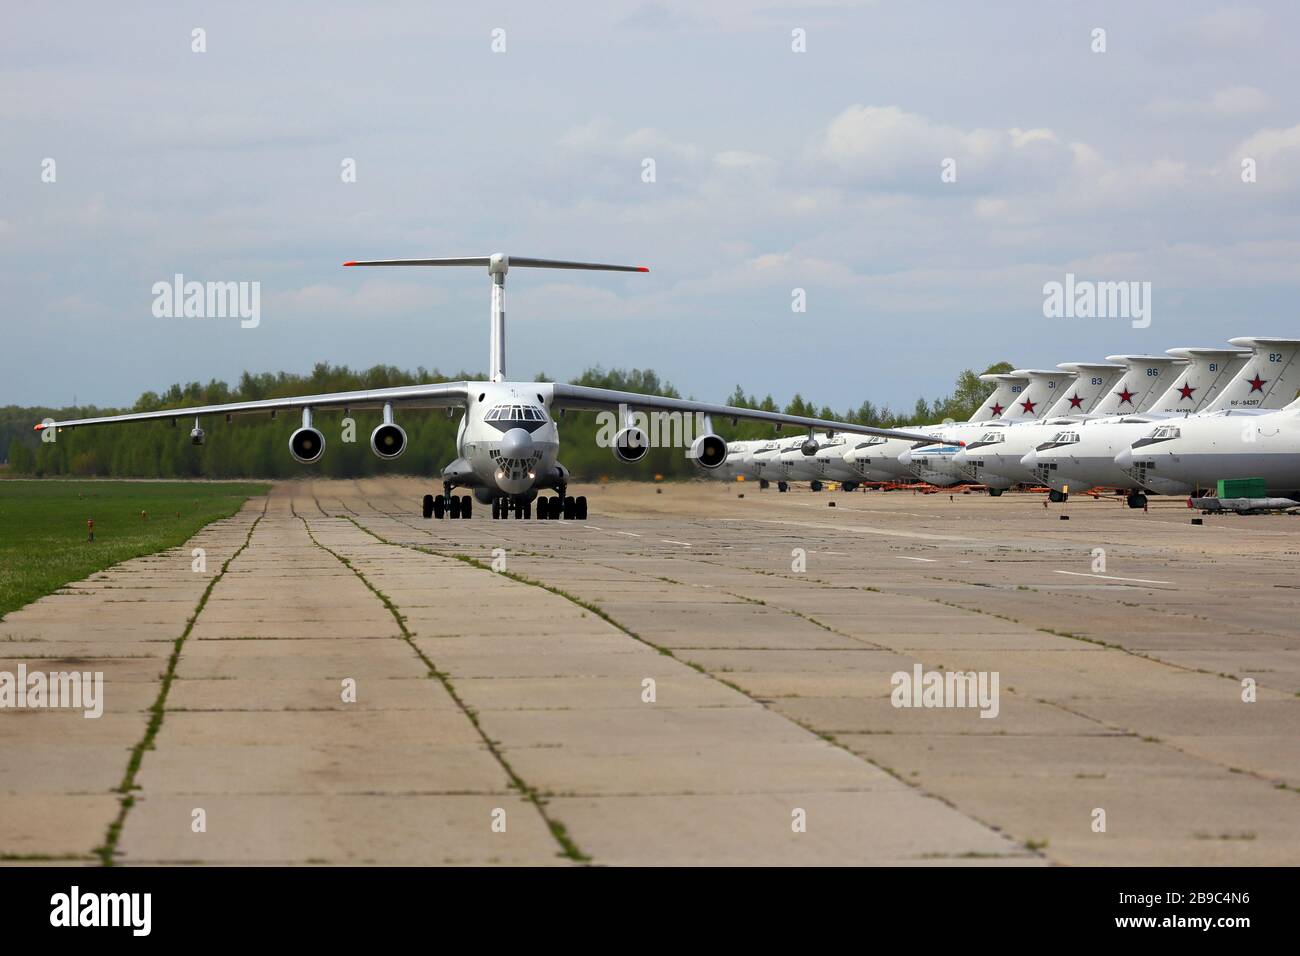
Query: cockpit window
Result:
<box><xmin>979</xmin><ymin>432</ymin><xmax>1004</xmax><ymax>444</ymax></box>
<box><xmin>1150</xmin><ymin>425</ymin><xmax>1180</xmax><ymax>440</ymax></box>
<box><xmin>487</xmin><ymin>404</ymin><xmax>544</xmax><ymax>422</ymax></box>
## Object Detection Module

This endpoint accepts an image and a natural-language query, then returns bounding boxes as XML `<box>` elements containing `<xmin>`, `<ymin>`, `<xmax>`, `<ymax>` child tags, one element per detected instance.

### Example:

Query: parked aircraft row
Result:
<box><xmin>714</xmin><ymin>336</ymin><xmax>1300</xmax><ymax>508</ymax></box>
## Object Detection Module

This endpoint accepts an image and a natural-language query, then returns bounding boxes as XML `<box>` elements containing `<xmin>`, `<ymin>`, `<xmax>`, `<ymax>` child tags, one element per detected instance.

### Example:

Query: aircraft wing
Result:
<box><xmin>548</xmin><ymin>384</ymin><xmax>943</xmax><ymax>444</ymax></box>
<box><xmin>34</xmin><ymin>382</ymin><xmax>470</xmax><ymax>432</ymax></box>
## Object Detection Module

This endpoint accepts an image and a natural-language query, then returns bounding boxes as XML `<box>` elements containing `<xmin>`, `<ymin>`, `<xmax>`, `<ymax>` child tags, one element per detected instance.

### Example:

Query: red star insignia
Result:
<box><xmin>1020</xmin><ymin>398</ymin><xmax>1037</xmax><ymax>413</ymax></box>
<box><xmin>1248</xmin><ymin>374</ymin><xmax>1267</xmax><ymax>393</ymax></box>
<box><xmin>1177</xmin><ymin>382</ymin><xmax>1195</xmax><ymax>401</ymax></box>
<box><xmin>1067</xmin><ymin>393</ymin><xmax>1084</xmax><ymax>409</ymax></box>
<box><xmin>990</xmin><ymin>403</ymin><xmax>1004</xmax><ymax>417</ymax></box>
<box><xmin>1117</xmin><ymin>387</ymin><xmax>1135</xmax><ymax>405</ymax></box>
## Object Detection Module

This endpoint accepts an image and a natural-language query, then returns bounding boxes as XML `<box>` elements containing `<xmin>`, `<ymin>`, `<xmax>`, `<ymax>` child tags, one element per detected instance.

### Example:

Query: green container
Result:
<box><xmin>1217</xmin><ymin>477</ymin><xmax>1267</xmax><ymax>498</ymax></box>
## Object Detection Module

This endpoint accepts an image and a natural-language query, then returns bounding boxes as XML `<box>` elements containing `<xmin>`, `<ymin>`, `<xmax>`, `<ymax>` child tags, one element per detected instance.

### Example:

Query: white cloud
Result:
<box><xmin>1146</xmin><ymin>84</ymin><xmax>1271</xmax><ymax>118</ymax></box>
<box><xmin>808</xmin><ymin>104</ymin><xmax>1072</xmax><ymax>190</ymax></box>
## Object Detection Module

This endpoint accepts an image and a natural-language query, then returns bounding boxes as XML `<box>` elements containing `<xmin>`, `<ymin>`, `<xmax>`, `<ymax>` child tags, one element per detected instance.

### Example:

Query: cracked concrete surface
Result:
<box><xmin>2</xmin><ymin>479</ymin><xmax>1296</xmax><ymax>865</ymax></box>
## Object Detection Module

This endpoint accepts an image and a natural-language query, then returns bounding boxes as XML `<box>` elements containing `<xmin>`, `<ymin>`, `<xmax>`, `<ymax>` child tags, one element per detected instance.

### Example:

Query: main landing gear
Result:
<box><xmin>423</xmin><ymin>485</ymin><xmax>588</xmax><ymax>521</ymax></box>
<box><xmin>1126</xmin><ymin>492</ymin><xmax>1148</xmax><ymax>509</ymax></box>
<box><xmin>1048</xmin><ymin>489</ymin><xmax>1068</xmax><ymax>503</ymax></box>
<box><xmin>777</xmin><ymin>481</ymin><xmax>789</xmax><ymax>493</ymax></box>
<box><xmin>529</xmin><ymin>495</ymin><xmax>587</xmax><ymax>521</ymax></box>
<box><xmin>424</xmin><ymin>491</ymin><xmax>473</xmax><ymax>519</ymax></box>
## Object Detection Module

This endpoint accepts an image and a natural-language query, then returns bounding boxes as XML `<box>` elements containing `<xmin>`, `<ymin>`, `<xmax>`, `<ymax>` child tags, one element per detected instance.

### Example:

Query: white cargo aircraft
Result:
<box><xmin>897</xmin><ymin>369</ymin><xmax>1075</xmax><ymax>486</ymax></box>
<box><xmin>955</xmin><ymin>351</ymin><xmax>1252</xmax><ymax>498</ymax></box>
<box><xmin>33</xmin><ymin>255</ymin><xmax>936</xmax><ymax>520</ymax></box>
<box><xmin>1025</xmin><ymin>338</ymin><xmax>1300</xmax><ymax>507</ymax></box>
<box><xmin>744</xmin><ymin>432</ymin><xmax>831</xmax><ymax>491</ymax></box>
<box><xmin>843</xmin><ymin>371</ymin><xmax>1030</xmax><ymax>485</ymax></box>
<box><xmin>1115</xmin><ymin>341</ymin><xmax>1300</xmax><ymax>499</ymax></box>
<box><xmin>768</xmin><ymin>369</ymin><xmax>1038</xmax><ymax>492</ymax></box>
<box><xmin>950</xmin><ymin>361</ymin><xmax>1124</xmax><ymax>492</ymax></box>
<box><xmin>1114</xmin><ymin>403</ymin><xmax>1300</xmax><ymax>499</ymax></box>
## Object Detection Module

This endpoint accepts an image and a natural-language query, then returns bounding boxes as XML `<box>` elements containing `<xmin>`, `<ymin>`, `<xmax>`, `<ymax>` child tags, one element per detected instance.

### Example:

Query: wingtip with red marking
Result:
<box><xmin>342</xmin><ymin>261</ymin><xmax>358</xmax><ymax>267</ymax></box>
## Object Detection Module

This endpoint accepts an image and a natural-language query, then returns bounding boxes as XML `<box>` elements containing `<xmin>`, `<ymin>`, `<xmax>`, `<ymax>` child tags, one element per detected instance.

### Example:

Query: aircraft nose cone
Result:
<box><xmin>1019</xmin><ymin>450</ymin><xmax>1037</xmax><ymax>469</ymax></box>
<box><xmin>898</xmin><ymin>449</ymin><xmax>913</xmax><ymax>466</ymax></box>
<box><xmin>1114</xmin><ymin>447</ymin><xmax>1133</xmax><ymax>470</ymax></box>
<box><xmin>499</xmin><ymin>427</ymin><xmax>534</xmax><ymax>459</ymax></box>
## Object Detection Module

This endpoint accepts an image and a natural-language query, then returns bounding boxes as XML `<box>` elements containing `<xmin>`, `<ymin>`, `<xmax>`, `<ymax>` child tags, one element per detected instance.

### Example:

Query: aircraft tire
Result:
<box><xmin>576</xmin><ymin>496</ymin><xmax>588</xmax><ymax>520</ymax></box>
<box><xmin>422</xmin><ymin>494</ymin><xmax>434</xmax><ymax>519</ymax></box>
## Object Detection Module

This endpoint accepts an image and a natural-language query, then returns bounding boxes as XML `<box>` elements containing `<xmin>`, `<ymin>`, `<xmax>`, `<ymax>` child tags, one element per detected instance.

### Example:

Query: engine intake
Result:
<box><xmin>371</xmin><ymin>422</ymin><xmax>408</xmax><ymax>460</ymax></box>
<box><xmin>612</xmin><ymin>426</ymin><xmax>649</xmax><ymax>463</ymax></box>
<box><xmin>688</xmin><ymin>434</ymin><xmax>728</xmax><ymax>469</ymax></box>
<box><xmin>289</xmin><ymin>426</ymin><xmax>326</xmax><ymax>463</ymax></box>
<box><xmin>800</xmin><ymin>438</ymin><xmax>819</xmax><ymax>456</ymax></box>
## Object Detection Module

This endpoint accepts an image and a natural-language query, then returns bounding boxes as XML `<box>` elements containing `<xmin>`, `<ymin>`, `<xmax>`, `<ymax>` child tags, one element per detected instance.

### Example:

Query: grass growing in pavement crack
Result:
<box><xmin>95</xmin><ymin>506</ymin><xmax>266</xmax><ymax>866</ymax></box>
<box><xmin>299</xmin><ymin>515</ymin><xmax>589</xmax><ymax>863</ymax></box>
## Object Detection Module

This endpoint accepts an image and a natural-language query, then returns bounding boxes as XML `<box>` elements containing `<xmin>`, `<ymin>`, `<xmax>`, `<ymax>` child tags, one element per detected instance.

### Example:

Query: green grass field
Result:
<box><xmin>0</xmin><ymin>480</ymin><xmax>269</xmax><ymax>620</ymax></box>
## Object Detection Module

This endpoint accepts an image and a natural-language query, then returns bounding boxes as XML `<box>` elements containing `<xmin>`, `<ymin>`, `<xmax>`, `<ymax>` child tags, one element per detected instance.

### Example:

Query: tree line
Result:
<box><xmin>3</xmin><ymin>361</ymin><xmax>1012</xmax><ymax>481</ymax></box>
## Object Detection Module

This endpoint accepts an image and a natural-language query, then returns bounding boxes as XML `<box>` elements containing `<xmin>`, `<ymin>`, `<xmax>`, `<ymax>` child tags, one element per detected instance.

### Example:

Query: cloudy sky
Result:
<box><xmin>3</xmin><ymin>1</ymin><xmax>1298</xmax><ymax>412</ymax></box>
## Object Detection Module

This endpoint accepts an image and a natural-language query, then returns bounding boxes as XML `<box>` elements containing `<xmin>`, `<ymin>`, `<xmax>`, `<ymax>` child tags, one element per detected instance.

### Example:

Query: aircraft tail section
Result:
<box><xmin>999</xmin><ymin>370</ymin><xmax>1074</xmax><ymax>422</ymax></box>
<box><xmin>343</xmin><ymin>253</ymin><xmax>648</xmax><ymax>383</ymax></box>
<box><xmin>1089</xmin><ymin>355</ymin><xmax>1186</xmax><ymax>416</ymax></box>
<box><xmin>1204</xmin><ymin>338</ymin><xmax>1300</xmax><ymax>411</ymax></box>
<box><xmin>1044</xmin><ymin>362</ymin><xmax>1124</xmax><ymax>416</ymax></box>
<box><xmin>1152</xmin><ymin>347</ymin><xmax>1251</xmax><ymax>414</ymax></box>
<box><xmin>969</xmin><ymin>372</ymin><xmax>1030</xmax><ymax>421</ymax></box>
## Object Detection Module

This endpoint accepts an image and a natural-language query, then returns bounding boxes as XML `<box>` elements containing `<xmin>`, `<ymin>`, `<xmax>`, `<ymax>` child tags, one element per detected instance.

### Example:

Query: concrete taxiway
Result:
<box><xmin>2</xmin><ymin>478</ymin><xmax>1297</xmax><ymax>865</ymax></box>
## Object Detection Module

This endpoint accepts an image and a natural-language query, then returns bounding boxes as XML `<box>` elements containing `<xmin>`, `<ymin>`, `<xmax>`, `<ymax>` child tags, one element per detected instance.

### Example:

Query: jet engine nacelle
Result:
<box><xmin>612</xmin><ymin>426</ymin><xmax>649</xmax><ymax>463</ymax></box>
<box><xmin>189</xmin><ymin>426</ymin><xmax>206</xmax><ymax>446</ymax></box>
<box><xmin>371</xmin><ymin>422</ymin><xmax>408</xmax><ymax>460</ymax></box>
<box><xmin>289</xmin><ymin>426</ymin><xmax>326</xmax><ymax>463</ymax></box>
<box><xmin>688</xmin><ymin>434</ymin><xmax>728</xmax><ymax>469</ymax></box>
<box><xmin>800</xmin><ymin>438</ymin><xmax>819</xmax><ymax>456</ymax></box>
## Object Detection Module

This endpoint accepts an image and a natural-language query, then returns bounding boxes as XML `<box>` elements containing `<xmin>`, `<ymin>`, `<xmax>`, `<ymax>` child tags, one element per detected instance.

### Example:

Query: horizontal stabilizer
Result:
<box><xmin>344</xmin><ymin>254</ymin><xmax>647</xmax><ymax>273</ymax></box>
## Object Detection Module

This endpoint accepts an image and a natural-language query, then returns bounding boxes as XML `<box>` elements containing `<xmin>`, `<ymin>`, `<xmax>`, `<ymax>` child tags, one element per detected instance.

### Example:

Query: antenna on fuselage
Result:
<box><xmin>343</xmin><ymin>254</ymin><xmax>648</xmax><ymax>383</ymax></box>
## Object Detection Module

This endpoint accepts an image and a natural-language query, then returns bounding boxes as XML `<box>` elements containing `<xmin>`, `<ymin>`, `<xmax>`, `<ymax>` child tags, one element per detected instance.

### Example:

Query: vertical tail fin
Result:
<box><xmin>1203</xmin><ymin>337</ymin><xmax>1300</xmax><ymax>411</ymax></box>
<box><xmin>1045</xmin><ymin>362</ymin><xmax>1125</xmax><ymax>416</ymax></box>
<box><xmin>343</xmin><ymin>253</ymin><xmax>648</xmax><ymax>382</ymax></box>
